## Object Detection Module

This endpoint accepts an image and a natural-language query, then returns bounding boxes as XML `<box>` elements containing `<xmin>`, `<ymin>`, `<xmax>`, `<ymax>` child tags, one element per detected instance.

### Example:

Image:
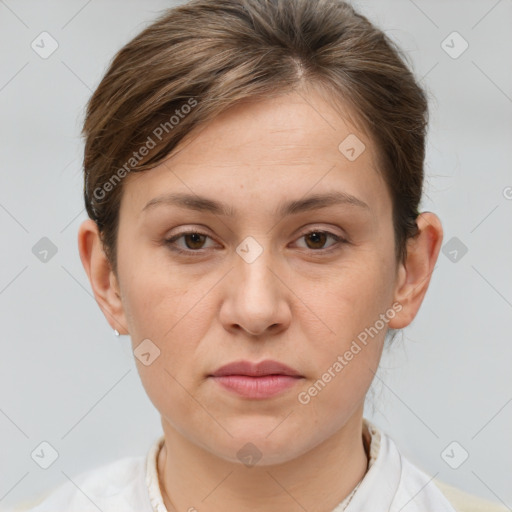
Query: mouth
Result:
<box><xmin>208</xmin><ymin>359</ymin><xmax>304</xmax><ymax>399</ymax></box>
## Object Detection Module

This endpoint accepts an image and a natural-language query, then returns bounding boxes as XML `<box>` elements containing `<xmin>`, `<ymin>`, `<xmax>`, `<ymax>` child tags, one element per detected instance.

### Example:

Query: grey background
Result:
<box><xmin>1</xmin><ymin>0</ymin><xmax>511</xmax><ymax>508</ymax></box>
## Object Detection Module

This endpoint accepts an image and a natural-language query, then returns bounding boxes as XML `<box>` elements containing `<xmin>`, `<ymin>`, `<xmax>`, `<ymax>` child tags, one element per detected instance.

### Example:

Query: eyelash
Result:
<box><xmin>164</xmin><ymin>229</ymin><xmax>348</xmax><ymax>256</ymax></box>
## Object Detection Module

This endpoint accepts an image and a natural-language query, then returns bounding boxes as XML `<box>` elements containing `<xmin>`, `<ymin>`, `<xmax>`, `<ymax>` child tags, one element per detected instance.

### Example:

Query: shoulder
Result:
<box><xmin>360</xmin><ymin>420</ymin><xmax>506</xmax><ymax>512</ymax></box>
<box><xmin>9</xmin><ymin>454</ymin><xmax>149</xmax><ymax>512</ymax></box>
<box><xmin>385</xmin><ymin>433</ymin><xmax>506</xmax><ymax>512</ymax></box>
<box><xmin>433</xmin><ymin>479</ymin><xmax>510</xmax><ymax>512</ymax></box>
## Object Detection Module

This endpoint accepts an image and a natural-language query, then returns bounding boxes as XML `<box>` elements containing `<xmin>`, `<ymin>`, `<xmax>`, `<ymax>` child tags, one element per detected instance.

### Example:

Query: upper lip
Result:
<box><xmin>210</xmin><ymin>359</ymin><xmax>302</xmax><ymax>377</ymax></box>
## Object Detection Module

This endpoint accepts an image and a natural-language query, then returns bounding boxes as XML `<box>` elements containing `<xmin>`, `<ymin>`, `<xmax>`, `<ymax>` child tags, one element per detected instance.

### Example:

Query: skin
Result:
<box><xmin>78</xmin><ymin>86</ymin><xmax>443</xmax><ymax>512</ymax></box>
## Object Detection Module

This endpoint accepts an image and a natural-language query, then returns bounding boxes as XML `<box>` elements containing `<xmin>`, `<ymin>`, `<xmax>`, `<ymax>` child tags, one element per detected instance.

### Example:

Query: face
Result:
<box><xmin>114</xmin><ymin>88</ymin><xmax>401</xmax><ymax>465</ymax></box>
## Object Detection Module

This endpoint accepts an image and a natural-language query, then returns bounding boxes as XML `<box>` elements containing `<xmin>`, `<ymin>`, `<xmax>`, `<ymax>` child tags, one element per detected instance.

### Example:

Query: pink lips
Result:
<box><xmin>209</xmin><ymin>359</ymin><xmax>303</xmax><ymax>399</ymax></box>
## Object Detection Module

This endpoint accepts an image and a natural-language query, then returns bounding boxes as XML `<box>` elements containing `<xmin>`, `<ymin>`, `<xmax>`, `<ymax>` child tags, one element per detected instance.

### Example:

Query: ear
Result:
<box><xmin>388</xmin><ymin>212</ymin><xmax>443</xmax><ymax>329</ymax></box>
<box><xmin>77</xmin><ymin>219</ymin><xmax>129</xmax><ymax>335</ymax></box>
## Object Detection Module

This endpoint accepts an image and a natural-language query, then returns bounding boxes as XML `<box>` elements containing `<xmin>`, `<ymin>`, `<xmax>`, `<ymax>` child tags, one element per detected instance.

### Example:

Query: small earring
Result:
<box><xmin>113</xmin><ymin>329</ymin><xmax>120</xmax><ymax>337</ymax></box>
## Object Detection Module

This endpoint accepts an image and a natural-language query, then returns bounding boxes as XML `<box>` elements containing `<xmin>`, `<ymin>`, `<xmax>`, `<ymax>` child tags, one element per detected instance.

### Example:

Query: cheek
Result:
<box><xmin>121</xmin><ymin>270</ymin><xmax>214</xmax><ymax>426</ymax></box>
<box><xmin>295</xmin><ymin>278</ymin><xmax>389</xmax><ymax>428</ymax></box>
<box><xmin>119</xmin><ymin>264</ymin><xmax>221</xmax><ymax>407</ymax></box>
<box><xmin>304</xmin><ymin>255</ymin><xmax>396</xmax><ymax>342</ymax></box>
<box><xmin>297</xmin><ymin>253</ymin><xmax>396</xmax><ymax>394</ymax></box>
<box><xmin>118</xmin><ymin>239</ymin><xmax>202</xmax><ymax>336</ymax></box>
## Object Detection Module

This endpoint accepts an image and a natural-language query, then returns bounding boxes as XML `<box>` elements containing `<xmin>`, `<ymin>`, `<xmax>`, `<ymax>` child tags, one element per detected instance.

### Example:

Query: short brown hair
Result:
<box><xmin>82</xmin><ymin>0</ymin><xmax>428</xmax><ymax>275</ymax></box>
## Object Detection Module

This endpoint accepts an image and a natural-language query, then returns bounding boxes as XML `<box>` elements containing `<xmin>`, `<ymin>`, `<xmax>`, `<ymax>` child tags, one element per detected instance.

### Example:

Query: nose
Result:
<box><xmin>219</xmin><ymin>243</ymin><xmax>292</xmax><ymax>337</ymax></box>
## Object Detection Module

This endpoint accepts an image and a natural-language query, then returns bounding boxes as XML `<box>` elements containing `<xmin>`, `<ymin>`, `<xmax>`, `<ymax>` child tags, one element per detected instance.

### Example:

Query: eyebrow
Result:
<box><xmin>142</xmin><ymin>191</ymin><xmax>370</xmax><ymax>217</ymax></box>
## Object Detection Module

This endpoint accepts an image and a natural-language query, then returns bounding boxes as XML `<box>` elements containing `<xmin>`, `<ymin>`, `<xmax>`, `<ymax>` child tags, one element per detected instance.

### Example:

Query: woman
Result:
<box><xmin>13</xmin><ymin>0</ymin><xmax>506</xmax><ymax>510</ymax></box>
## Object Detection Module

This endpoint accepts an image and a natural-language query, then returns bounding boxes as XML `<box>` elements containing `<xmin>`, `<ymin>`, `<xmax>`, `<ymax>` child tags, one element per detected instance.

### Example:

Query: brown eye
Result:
<box><xmin>164</xmin><ymin>231</ymin><xmax>217</xmax><ymax>254</ymax></box>
<box><xmin>183</xmin><ymin>233</ymin><xmax>207</xmax><ymax>249</ymax></box>
<box><xmin>294</xmin><ymin>230</ymin><xmax>347</xmax><ymax>252</ymax></box>
<box><xmin>304</xmin><ymin>231</ymin><xmax>328</xmax><ymax>249</ymax></box>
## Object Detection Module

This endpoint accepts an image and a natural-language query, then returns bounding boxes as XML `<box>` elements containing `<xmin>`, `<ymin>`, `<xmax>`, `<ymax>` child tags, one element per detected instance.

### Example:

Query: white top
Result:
<box><xmin>15</xmin><ymin>419</ymin><xmax>457</xmax><ymax>512</ymax></box>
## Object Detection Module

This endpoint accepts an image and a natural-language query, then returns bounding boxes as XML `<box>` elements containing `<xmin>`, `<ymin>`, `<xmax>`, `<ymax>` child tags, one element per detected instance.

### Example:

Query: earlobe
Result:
<box><xmin>387</xmin><ymin>212</ymin><xmax>443</xmax><ymax>329</ymax></box>
<box><xmin>77</xmin><ymin>219</ymin><xmax>129</xmax><ymax>335</ymax></box>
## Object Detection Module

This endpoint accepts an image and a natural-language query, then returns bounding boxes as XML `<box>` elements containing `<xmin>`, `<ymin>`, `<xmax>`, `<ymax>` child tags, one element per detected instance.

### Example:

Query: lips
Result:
<box><xmin>209</xmin><ymin>360</ymin><xmax>303</xmax><ymax>399</ymax></box>
<box><xmin>210</xmin><ymin>359</ymin><xmax>302</xmax><ymax>378</ymax></box>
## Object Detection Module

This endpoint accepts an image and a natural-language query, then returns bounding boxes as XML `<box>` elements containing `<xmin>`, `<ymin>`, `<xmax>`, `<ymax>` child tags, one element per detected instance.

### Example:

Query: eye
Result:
<box><xmin>164</xmin><ymin>231</ymin><xmax>217</xmax><ymax>253</ymax></box>
<box><xmin>164</xmin><ymin>228</ymin><xmax>348</xmax><ymax>255</ymax></box>
<box><xmin>294</xmin><ymin>229</ymin><xmax>347</xmax><ymax>251</ymax></box>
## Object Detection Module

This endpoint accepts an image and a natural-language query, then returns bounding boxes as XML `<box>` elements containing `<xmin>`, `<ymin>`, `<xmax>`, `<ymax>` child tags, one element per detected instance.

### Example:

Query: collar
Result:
<box><xmin>335</xmin><ymin>418</ymin><xmax>399</xmax><ymax>511</ymax></box>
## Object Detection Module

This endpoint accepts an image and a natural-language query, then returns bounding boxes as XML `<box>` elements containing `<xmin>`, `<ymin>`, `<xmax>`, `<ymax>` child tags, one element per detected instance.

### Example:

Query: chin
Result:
<box><xmin>207</xmin><ymin>423</ymin><xmax>312</xmax><ymax>467</ymax></box>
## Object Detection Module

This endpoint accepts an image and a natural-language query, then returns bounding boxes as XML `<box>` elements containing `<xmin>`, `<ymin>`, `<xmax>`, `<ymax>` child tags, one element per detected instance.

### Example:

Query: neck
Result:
<box><xmin>157</xmin><ymin>410</ymin><xmax>370</xmax><ymax>512</ymax></box>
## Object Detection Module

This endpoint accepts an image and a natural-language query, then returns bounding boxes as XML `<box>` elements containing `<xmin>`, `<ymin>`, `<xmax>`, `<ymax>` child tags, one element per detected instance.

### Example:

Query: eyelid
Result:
<box><xmin>165</xmin><ymin>228</ymin><xmax>219</xmax><ymax>253</ymax></box>
<box><xmin>297</xmin><ymin>225</ymin><xmax>347</xmax><ymax>240</ymax></box>
<box><xmin>292</xmin><ymin>227</ymin><xmax>348</xmax><ymax>251</ymax></box>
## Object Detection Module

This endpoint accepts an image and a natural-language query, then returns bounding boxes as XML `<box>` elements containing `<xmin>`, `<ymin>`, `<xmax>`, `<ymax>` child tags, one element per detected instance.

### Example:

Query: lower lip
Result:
<box><xmin>211</xmin><ymin>375</ymin><xmax>302</xmax><ymax>399</ymax></box>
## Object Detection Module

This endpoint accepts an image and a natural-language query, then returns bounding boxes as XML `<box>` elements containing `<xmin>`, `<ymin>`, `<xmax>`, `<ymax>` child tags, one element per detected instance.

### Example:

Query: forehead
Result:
<box><xmin>121</xmin><ymin>89</ymin><xmax>390</xmax><ymax>219</ymax></box>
